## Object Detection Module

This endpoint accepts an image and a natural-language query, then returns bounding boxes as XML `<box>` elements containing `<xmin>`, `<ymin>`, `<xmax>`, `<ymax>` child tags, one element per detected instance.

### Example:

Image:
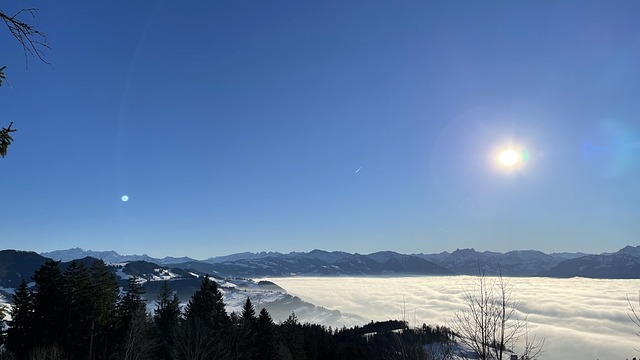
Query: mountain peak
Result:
<box><xmin>617</xmin><ymin>245</ymin><xmax>640</xmax><ymax>256</ymax></box>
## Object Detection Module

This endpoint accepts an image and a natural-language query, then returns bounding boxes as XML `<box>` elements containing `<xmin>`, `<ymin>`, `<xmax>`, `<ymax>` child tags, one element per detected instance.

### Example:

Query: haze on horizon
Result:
<box><xmin>2</xmin><ymin>1</ymin><xmax>640</xmax><ymax>258</ymax></box>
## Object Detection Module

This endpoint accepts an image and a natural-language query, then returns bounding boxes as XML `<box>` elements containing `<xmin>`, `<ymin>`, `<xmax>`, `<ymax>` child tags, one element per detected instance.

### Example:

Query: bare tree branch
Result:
<box><xmin>1</xmin><ymin>8</ymin><xmax>50</xmax><ymax>65</ymax></box>
<box><xmin>449</xmin><ymin>268</ymin><xmax>544</xmax><ymax>360</ymax></box>
<box><xmin>0</xmin><ymin>7</ymin><xmax>49</xmax><ymax>158</ymax></box>
<box><xmin>627</xmin><ymin>290</ymin><xmax>640</xmax><ymax>354</ymax></box>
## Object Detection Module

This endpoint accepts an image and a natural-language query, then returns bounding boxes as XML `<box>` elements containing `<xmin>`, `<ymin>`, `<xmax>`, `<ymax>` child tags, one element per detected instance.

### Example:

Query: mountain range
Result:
<box><xmin>1</xmin><ymin>245</ymin><xmax>638</xmax><ymax>326</ymax></box>
<box><xmin>38</xmin><ymin>245</ymin><xmax>640</xmax><ymax>279</ymax></box>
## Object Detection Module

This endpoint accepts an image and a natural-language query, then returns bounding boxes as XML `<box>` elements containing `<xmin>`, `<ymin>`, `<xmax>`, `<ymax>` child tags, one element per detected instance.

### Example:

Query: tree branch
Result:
<box><xmin>0</xmin><ymin>8</ymin><xmax>50</xmax><ymax>65</ymax></box>
<box><xmin>0</xmin><ymin>121</ymin><xmax>17</xmax><ymax>158</ymax></box>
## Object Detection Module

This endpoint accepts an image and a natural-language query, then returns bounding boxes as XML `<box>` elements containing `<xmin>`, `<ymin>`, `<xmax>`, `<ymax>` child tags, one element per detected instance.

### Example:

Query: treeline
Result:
<box><xmin>0</xmin><ymin>259</ymin><xmax>453</xmax><ymax>360</ymax></box>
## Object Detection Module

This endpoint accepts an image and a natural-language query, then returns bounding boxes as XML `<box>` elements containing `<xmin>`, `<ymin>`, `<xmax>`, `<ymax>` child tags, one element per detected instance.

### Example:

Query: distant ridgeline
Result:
<box><xmin>40</xmin><ymin>245</ymin><xmax>640</xmax><ymax>278</ymax></box>
<box><xmin>1</xmin><ymin>245</ymin><xmax>639</xmax><ymax>298</ymax></box>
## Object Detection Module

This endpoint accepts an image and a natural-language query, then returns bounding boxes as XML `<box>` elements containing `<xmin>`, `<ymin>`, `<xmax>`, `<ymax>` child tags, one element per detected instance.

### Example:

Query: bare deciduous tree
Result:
<box><xmin>123</xmin><ymin>314</ymin><xmax>158</xmax><ymax>360</ymax></box>
<box><xmin>173</xmin><ymin>318</ymin><xmax>229</xmax><ymax>360</ymax></box>
<box><xmin>627</xmin><ymin>290</ymin><xmax>640</xmax><ymax>352</ymax></box>
<box><xmin>450</xmin><ymin>269</ymin><xmax>544</xmax><ymax>360</ymax></box>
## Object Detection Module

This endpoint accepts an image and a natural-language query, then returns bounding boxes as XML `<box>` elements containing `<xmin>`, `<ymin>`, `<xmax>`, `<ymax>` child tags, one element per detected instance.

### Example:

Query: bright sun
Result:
<box><xmin>498</xmin><ymin>149</ymin><xmax>520</xmax><ymax>167</ymax></box>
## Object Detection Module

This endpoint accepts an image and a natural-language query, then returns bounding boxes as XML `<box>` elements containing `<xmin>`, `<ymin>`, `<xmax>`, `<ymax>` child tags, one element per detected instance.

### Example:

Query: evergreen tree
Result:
<box><xmin>241</xmin><ymin>297</ymin><xmax>256</xmax><ymax>327</ymax></box>
<box><xmin>176</xmin><ymin>275</ymin><xmax>230</xmax><ymax>360</ymax></box>
<box><xmin>279</xmin><ymin>312</ymin><xmax>307</xmax><ymax>360</ymax></box>
<box><xmin>256</xmin><ymin>307</ymin><xmax>278</xmax><ymax>359</ymax></box>
<box><xmin>153</xmin><ymin>281</ymin><xmax>181</xmax><ymax>360</ymax></box>
<box><xmin>62</xmin><ymin>260</ymin><xmax>93</xmax><ymax>359</ymax></box>
<box><xmin>31</xmin><ymin>260</ymin><xmax>67</xmax><ymax>349</ymax></box>
<box><xmin>118</xmin><ymin>276</ymin><xmax>157</xmax><ymax>360</ymax></box>
<box><xmin>230</xmin><ymin>297</ymin><xmax>257</xmax><ymax>360</ymax></box>
<box><xmin>119</xmin><ymin>276</ymin><xmax>147</xmax><ymax>323</ymax></box>
<box><xmin>88</xmin><ymin>259</ymin><xmax>120</xmax><ymax>360</ymax></box>
<box><xmin>5</xmin><ymin>279</ymin><xmax>35</xmax><ymax>360</ymax></box>
<box><xmin>184</xmin><ymin>275</ymin><xmax>229</xmax><ymax>331</ymax></box>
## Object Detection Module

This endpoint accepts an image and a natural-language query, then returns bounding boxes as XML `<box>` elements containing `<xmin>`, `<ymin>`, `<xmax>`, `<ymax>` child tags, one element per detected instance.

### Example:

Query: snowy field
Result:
<box><xmin>266</xmin><ymin>276</ymin><xmax>640</xmax><ymax>360</ymax></box>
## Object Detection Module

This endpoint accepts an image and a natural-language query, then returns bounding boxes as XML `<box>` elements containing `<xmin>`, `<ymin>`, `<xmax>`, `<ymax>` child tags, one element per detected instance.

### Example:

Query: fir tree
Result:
<box><xmin>176</xmin><ymin>275</ymin><xmax>231</xmax><ymax>360</ymax></box>
<box><xmin>119</xmin><ymin>276</ymin><xmax>147</xmax><ymax>323</ymax></box>
<box><xmin>31</xmin><ymin>260</ymin><xmax>66</xmax><ymax>349</ymax></box>
<box><xmin>184</xmin><ymin>275</ymin><xmax>229</xmax><ymax>331</ymax></box>
<box><xmin>256</xmin><ymin>308</ymin><xmax>278</xmax><ymax>360</ymax></box>
<box><xmin>89</xmin><ymin>259</ymin><xmax>120</xmax><ymax>360</ymax></box>
<box><xmin>5</xmin><ymin>279</ymin><xmax>34</xmax><ymax>360</ymax></box>
<box><xmin>62</xmin><ymin>260</ymin><xmax>93</xmax><ymax>359</ymax></box>
<box><xmin>241</xmin><ymin>297</ymin><xmax>256</xmax><ymax>327</ymax></box>
<box><xmin>279</xmin><ymin>312</ymin><xmax>307</xmax><ymax>360</ymax></box>
<box><xmin>154</xmin><ymin>281</ymin><xmax>181</xmax><ymax>360</ymax></box>
<box><xmin>118</xmin><ymin>276</ymin><xmax>156</xmax><ymax>360</ymax></box>
<box><xmin>230</xmin><ymin>297</ymin><xmax>257</xmax><ymax>360</ymax></box>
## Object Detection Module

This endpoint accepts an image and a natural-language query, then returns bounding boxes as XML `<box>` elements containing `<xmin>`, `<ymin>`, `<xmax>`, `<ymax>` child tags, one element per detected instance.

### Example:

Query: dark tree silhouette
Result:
<box><xmin>31</xmin><ymin>260</ymin><xmax>66</xmax><ymax>349</ymax></box>
<box><xmin>176</xmin><ymin>276</ymin><xmax>231</xmax><ymax>360</ymax></box>
<box><xmin>184</xmin><ymin>275</ymin><xmax>229</xmax><ymax>331</ymax></box>
<box><xmin>0</xmin><ymin>120</ymin><xmax>16</xmax><ymax>158</ymax></box>
<box><xmin>0</xmin><ymin>6</ymin><xmax>49</xmax><ymax>157</ymax></box>
<box><xmin>118</xmin><ymin>276</ymin><xmax>157</xmax><ymax>360</ymax></box>
<box><xmin>119</xmin><ymin>276</ymin><xmax>147</xmax><ymax>324</ymax></box>
<box><xmin>88</xmin><ymin>260</ymin><xmax>121</xmax><ymax>360</ymax></box>
<box><xmin>62</xmin><ymin>261</ymin><xmax>93</xmax><ymax>359</ymax></box>
<box><xmin>230</xmin><ymin>297</ymin><xmax>257</xmax><ymax>360</ymax></box>
<box><xmin>279</xmin><ymin>312</ymin><xmax>307</xmax><ymax>360</ymax></box>
<box><xmin>1</xmin><ymin>8</ymin><xmax>49</xmax><ymax>63</ymax></box>
<box><xmin>256</xmin><ymin>307</ymin><xmax>279</xmax><ymax>360</ymax></box>
<box><xmin>154</xmin><ymin>281</ymin><xmax>181</xmax><ymax>360</ymax></box>
<box><xmin>5</xmin><ymin>279</ymin><xmax>35</xmax><ymax>360</ymax></box>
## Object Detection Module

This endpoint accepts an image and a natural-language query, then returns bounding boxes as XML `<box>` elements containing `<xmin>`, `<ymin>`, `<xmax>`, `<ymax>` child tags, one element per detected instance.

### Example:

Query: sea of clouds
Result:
<box><xmin>266</xmin><ymin>276</ymin><xmax>640</xmax><ymax>360</ymax></box>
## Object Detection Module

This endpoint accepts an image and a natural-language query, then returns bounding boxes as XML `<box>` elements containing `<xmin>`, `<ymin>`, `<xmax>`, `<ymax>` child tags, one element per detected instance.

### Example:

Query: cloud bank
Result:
<box><xmin>266</xmin><ymin>276</ymin><xmax>640</xmax><ymax>360</ymax></box>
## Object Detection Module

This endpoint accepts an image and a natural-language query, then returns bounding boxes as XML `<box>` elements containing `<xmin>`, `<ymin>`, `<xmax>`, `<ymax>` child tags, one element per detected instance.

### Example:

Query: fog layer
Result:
<box><xmin>267</xmin><ymin>276</ymin><xmax>640</xmax><ymax>360</ymax></box>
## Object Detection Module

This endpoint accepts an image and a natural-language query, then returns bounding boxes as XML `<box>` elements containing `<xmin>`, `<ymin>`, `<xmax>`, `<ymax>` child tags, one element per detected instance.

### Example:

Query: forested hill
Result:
<box><xmin>1</xmin><ymin>257</ymin><xmax>454</xmax><ymax>360</ymax></box>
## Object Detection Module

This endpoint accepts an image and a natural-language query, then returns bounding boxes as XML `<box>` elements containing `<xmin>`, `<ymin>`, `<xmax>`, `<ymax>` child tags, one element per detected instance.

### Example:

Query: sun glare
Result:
<box><xmin>498</xmin><ymin>149</ymin><xmax>520</xmax><ymax>167</ymax></box>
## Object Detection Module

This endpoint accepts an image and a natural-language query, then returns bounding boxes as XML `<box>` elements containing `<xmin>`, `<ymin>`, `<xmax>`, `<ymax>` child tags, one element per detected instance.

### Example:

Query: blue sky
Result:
<box><xmin>2</xmin><ymin>1</ymin><xmax>640</xmax><ymax>258</ymax></box>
